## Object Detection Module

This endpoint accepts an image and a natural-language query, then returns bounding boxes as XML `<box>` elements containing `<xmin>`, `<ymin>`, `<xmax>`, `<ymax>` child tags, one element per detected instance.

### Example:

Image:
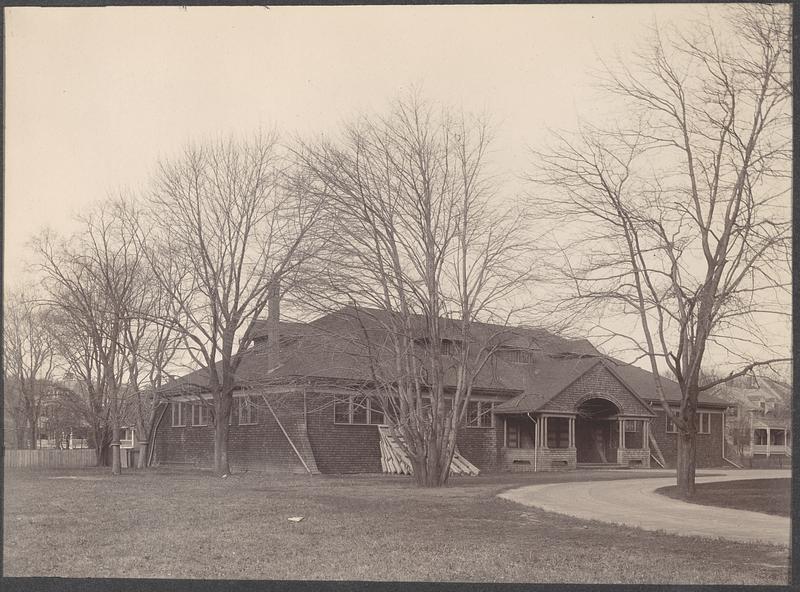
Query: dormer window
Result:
<box><xmin>413</xmin><ymin>338</ymin><xmax>463</xmax><ymax>356</ymax></box>
<box><xmin>495</xmin><ymin>347</ymin><xmax>535</xmax><ymax>364</ymax></box>
<box><xmin>441</xmin><ymin>339</ymin><xmax>462</xmax><ymax>356</ymax></box>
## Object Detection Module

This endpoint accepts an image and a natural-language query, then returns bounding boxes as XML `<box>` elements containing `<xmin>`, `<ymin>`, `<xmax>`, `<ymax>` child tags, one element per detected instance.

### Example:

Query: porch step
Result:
<box><xmin>576</xmin><ymin>462</ymin><xmax>625</xmax><ymax>469</ymax></box>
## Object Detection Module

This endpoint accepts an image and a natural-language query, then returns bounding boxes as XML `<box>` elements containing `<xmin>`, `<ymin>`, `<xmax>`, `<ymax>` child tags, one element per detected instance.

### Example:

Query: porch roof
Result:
<box><xmin>493</xmin><ymin>358</ymin><xmax>602</xmax><ymax>414</ymax></box>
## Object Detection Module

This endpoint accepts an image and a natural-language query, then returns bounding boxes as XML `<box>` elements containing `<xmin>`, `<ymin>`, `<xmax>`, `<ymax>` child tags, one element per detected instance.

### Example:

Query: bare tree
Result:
<box><xmin>138</xmin><ymin>132</ymin><xmax>322</xmax><ymax>476</ymax></box>
<box><xmin>34</xmin><ymin>203</ymin><xmax>159</xmax><ymax>472</ymax></box>
<box><xmin>529</xmin><ymin>5</ymin><xmax>791</xmax><ymax>497</ymax></box>
<box><xmin>3</xmin><ymin>290</ymin><xmax>57</xmax><ymax>449</ymax></box>
<box><xmin>295</xmin><ymin>94</ymin><xmax>534</xmax><ymax>487</ymax></box>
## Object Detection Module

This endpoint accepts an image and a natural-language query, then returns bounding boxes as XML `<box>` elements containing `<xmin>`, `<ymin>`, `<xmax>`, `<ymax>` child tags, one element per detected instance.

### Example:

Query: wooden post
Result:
<box><xmin>766</xmin><ymin>427</ymin><xmax>771</xmax><ymax>457</ymax></box>
<box><xmin>618</xmin><ymin>418</ymin><xmax>625</xmax><ymax>449</ymax></box>
<box><xmin>569</xmin><ymin>417</ymin><xmax>575</xmax><ymax>448</ymax></box>
<box><xmin>541</xmin><ymin>416</ymin><xmax>548</xmax><ymax>449</ymax></box>
<box><xmin>111</xmin><ymin>426</ymin><xmax>122</xmax><ymax>476</ymax></box>
<box><xmin>643</xmin><ymin>420</ymin><xmax>649</xmax><ymax>451</ymax></box>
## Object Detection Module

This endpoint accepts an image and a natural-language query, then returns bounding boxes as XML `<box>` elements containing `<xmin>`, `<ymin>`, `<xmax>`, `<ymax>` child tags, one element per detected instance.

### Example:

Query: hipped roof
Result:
<box><xmin>161</xmin><ymin>307</ymin><xmax>729</xmax><ymax>410</ymax></box>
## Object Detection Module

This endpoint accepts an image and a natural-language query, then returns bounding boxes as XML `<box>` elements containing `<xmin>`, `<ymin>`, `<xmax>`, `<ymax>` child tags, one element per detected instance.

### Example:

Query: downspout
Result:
<box><xmin>527</xmin><ymin>413</ymin><xmax>537</xmax><ymax>473</ymax></box>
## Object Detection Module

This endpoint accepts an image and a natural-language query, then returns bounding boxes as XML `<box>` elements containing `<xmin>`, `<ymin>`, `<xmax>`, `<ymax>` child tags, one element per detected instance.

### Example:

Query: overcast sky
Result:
<box><xmin>6</xmin><ymin>4</ymin><xmax>726</xmax><ymax>285</ymax></box>
<box><xmin>5</xmin><ymin>4</ymin><xmax>788</xmax><ymax>371</ymax></box>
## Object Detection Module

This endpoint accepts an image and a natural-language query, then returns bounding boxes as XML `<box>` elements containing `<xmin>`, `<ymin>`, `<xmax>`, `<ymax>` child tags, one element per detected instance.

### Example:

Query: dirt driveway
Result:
<box><xmin>499</xmin><ymin>469</ymin><xmax>790</xmax><ymax>547</ymax></box>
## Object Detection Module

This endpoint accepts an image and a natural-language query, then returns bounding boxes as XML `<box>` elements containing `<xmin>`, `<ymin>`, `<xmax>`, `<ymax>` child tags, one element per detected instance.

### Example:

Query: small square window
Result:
<box><xmin>467</xmin><ymin>401</ymin><xmax>495</xmax><ymax>428</ymax></box>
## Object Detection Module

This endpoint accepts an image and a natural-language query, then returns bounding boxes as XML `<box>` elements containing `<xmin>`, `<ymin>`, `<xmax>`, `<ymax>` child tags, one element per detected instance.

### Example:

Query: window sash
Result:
<box><xmin>192</xmin><ymin>404</ymin><xmax>208</xmax><ymax>426</ymax></box>
<box><xmin>624</xmin><ymin>419</ymin><xmax>641</xmax><ymax>433</ymax></box>
<box><xmin>333</xmin><ymin>396</ymin><xmax>389</xmax><ymax>425</ymax></box>
<box><xmin>666</xmin><ymin>413</ymin><xmax>712</xmax><ymax>434</ymax></box>
<box><xmin>171</xmin><ymin>402</ymin><xmax>184</xmax><ymax>427</ymax></box>
<box><xmin>666</xmin><ymin>414</ymin><xmax>678</xmax><ymax>433</ymax></box>
<box><xmin>239</xmin><ymin>397</ymin><xmax>258</xmax><ymax>425</ymax></box>
<box><xmin>467</xmin><ymin>401</ymin><xmax>495</xmax><ymax>428</ymax></box>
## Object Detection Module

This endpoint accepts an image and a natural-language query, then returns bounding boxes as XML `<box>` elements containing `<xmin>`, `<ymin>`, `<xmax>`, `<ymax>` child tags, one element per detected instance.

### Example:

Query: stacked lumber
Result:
<box><xmin>377</xmin><ymin>425</ymin><xmax>480</xmax><ymax>476</ymax></box>
<box><xmin>449</xmin><ymin>450</ymin><xmax>480</xmax><ymax>476</ymax></box>
<box><xmin>378</xmin><ymin>425</ymin><xmax>413</xmax><ymax>474</ymax></box>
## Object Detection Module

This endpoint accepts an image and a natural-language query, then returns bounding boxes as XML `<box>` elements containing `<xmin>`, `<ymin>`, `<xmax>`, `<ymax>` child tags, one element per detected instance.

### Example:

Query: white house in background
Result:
<box><xmin>716</xmin><ymin>375</ymin><xmax>791</xmax><ymax>468</ymax></box>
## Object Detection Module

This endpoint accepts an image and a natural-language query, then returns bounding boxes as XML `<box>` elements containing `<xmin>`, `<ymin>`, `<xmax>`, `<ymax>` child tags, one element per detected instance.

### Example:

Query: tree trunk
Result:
<box><xmin>111</xmin><ymin>426</ymin><xmax>122</xmax><ymax>476</ymax></box>
<box><xmin>30</xmin><ymin>414</ymin><xmax>38</xmax><ymax>449</ymax></box>
<box><xmin>676</xmin><ymin>430</ymin><xmax>696</xmax><ymax>498</ymax></box>
<box><xmin>214</xmin><ymin>418</ymin><xmax>230</xmax><ymax>476</ymax></box>
<box><xmin>411</xmin><ymin>441</ymin><xmax>450</xmax><ymax>488</ymax></box>
<box><xmin>15</xmin><ymin>424</ymin><xmax>26</xmax><ymax>450</ymax></box>
<box><xmin>137</xmin><ymin>442</ymin><xmax>148</xmax><ymax>469</ymax></box>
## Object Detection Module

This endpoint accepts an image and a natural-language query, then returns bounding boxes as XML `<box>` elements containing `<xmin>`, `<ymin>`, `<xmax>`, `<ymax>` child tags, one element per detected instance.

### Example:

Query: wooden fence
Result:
<box><xmin>4</xmin><ymin>448</ymin><xmax>98</xmax><ymax>469</ymax></box>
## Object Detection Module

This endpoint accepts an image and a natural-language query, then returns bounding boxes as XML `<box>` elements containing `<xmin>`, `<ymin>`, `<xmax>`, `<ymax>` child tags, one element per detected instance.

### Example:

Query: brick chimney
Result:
<box><xmin>267</xmin><ymin>279</ymin><xmax>280</xmax><ymax>372</ymax></box>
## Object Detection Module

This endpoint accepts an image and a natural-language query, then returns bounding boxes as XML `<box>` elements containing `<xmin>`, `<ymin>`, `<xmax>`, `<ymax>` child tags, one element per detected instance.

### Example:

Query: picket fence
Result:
<box><xmin>4</xmin><ymin>448</ymin><xmax>98</xmax><ymax>469</ymax></box>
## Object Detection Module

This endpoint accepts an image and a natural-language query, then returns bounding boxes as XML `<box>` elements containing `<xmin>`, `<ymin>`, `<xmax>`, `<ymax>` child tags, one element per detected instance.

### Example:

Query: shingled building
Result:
<box><xmin>151</xmin><ymin>308</ymin><xmax>730</xmax><ymax>473</ymax></box>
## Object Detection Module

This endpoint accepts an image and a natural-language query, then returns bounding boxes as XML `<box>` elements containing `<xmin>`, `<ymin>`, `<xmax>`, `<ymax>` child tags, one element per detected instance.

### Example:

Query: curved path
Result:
<box><xmin>499</xmin><ymin>469</ymin><xmax>790</xmax><ymax>547</ymax></box>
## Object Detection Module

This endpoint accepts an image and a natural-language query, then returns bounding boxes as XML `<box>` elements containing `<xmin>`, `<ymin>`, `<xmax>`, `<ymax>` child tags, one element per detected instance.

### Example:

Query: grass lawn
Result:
<box><xmin>657</xmin><ymin>478</ymin><xmax>791</xmax><ymax>517</ymax></box>
<box><xmin>3</xmin><ymin>467</ymin><xmax>789</xmax><ymax>584</ymax></box>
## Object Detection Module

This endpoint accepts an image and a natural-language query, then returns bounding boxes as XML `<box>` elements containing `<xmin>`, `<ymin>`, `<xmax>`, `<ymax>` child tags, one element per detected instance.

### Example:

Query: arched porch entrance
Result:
<box><xmin>575</xmin><ymin>398</ymin><xmax>619</xmax><ymax>464</ymax></box>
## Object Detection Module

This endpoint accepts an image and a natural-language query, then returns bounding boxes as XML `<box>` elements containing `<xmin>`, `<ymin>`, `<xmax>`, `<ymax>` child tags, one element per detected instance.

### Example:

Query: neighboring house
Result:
<box><xmin>715</xmin><ymin>376</ymin><xmax>791</xmax><ymax>468</ymax></box>
<box><xmin>150</xmin><ymin>307</ymin><xmax>730</xmax><ymax>473</ymax></box>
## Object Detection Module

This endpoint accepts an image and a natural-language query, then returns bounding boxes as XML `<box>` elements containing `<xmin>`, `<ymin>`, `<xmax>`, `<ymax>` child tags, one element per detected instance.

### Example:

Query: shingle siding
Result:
<box><xmin>305</xmin><ymin>394</ymin><xmax>382</xmax><ymax>473</ymax></box>
<box><xmin>456</xmin><ymin>426</ymin><xmax>503</xmax><ymax>470</ymax></box>
<box><xmin>153</xmin><ymin>393</ymin><xmax>309</xmax><ymax>473</ymax></box>
<box><xmin>539</xmin><ymin>363</ymin><xmax>652</xmax><ymax>416</ymax></box>
<box><xmin>649</xmin><ymin>407</ymin><xmax>725</xmax><ymax>468</ymax></box>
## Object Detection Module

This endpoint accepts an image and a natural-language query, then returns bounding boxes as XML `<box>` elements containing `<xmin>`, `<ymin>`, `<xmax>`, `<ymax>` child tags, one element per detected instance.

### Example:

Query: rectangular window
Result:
<box><xmin>624</xmin><ymin>420</ymin><xmax>642</xmax><ymax>432</ymax></box>
<box><xmin>467</xmin><ymin>401</ymin><xmax>495</xmax><ymax>428</ymax></box>
<box><xmin>369</xmin><ymin>400</ymin><xmax>384</xmax><ymax>425</ymax></box>
<box><xmin>441</xmin><ymin>340</ymin><xmax>462</xmax><ymax>356</ymax></box>
<box><xmin>698</xmin><ymin>412</ymin><xmax>711</xmax><ymax>434</ymax></box>
<box><xmin>352</xmin><ymin>396</ymin><xmax>368</xmax><ymax>424</ymax></box>
<box><xmin>334</xmin><ymin>396</ymin><xmax>351</xmax><ymax>424</ymax></box>
<box><xmin>506</xmin><ymin>421</ymin><xmax>520</xmax><ymax>448</ymax></box>
<box><xmin>171</xmin><ymin>402</ymin><xmax>184</xmax><ymax>427</ymax></box>
<box><xmin>334</xmin><ymin>395</ymin><xmax>384</xmax><ymax>425</ymax></box>
<box><xmin>666</xmin><ymin>414</ymin><xmax>678</xmax><ymax>434</ymax></box>
<box><xmin>192</xmin><ymin>404</ymin><xmax>208</xmax><ymax>426</ymax></box>
<box><xmin>546</xmin><ymin>417</ymin><xmax>569</xmax><ymax>449</ymax></box>
<box><xmin>496</xmin><ymin>348</ymin><xmax>535</xmax><ymax>364</ymax></box>
<box><xmin>239</xmin><ymin>397</ymin><xmax>258</xmax><ymax>425</ymax></box>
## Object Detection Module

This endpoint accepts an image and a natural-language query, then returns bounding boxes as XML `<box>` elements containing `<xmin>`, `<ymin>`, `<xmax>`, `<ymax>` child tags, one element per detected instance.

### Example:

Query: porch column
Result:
<box><xmin>541</xmin><ymin>416</ymin><xmax>548</xmax><ymax>448</ymax></box>
<box><xmin>569</xmin><ymin>417</ymin><xmax>575</xmax><ymax>448</ymax></box>
<box><xmin>618</xmin><ymin>418</ymin><xmax>625</xmax><ymax>449</ymax></box>
<box><xmin>643</xmin><ymin>420</ymin><xmax>649</xmax><ymax>450</ymax></box>
<box><xmin>766</xmin><ymin>427</ymin><xmax>771</xmax><ymax>457</ymax></box>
